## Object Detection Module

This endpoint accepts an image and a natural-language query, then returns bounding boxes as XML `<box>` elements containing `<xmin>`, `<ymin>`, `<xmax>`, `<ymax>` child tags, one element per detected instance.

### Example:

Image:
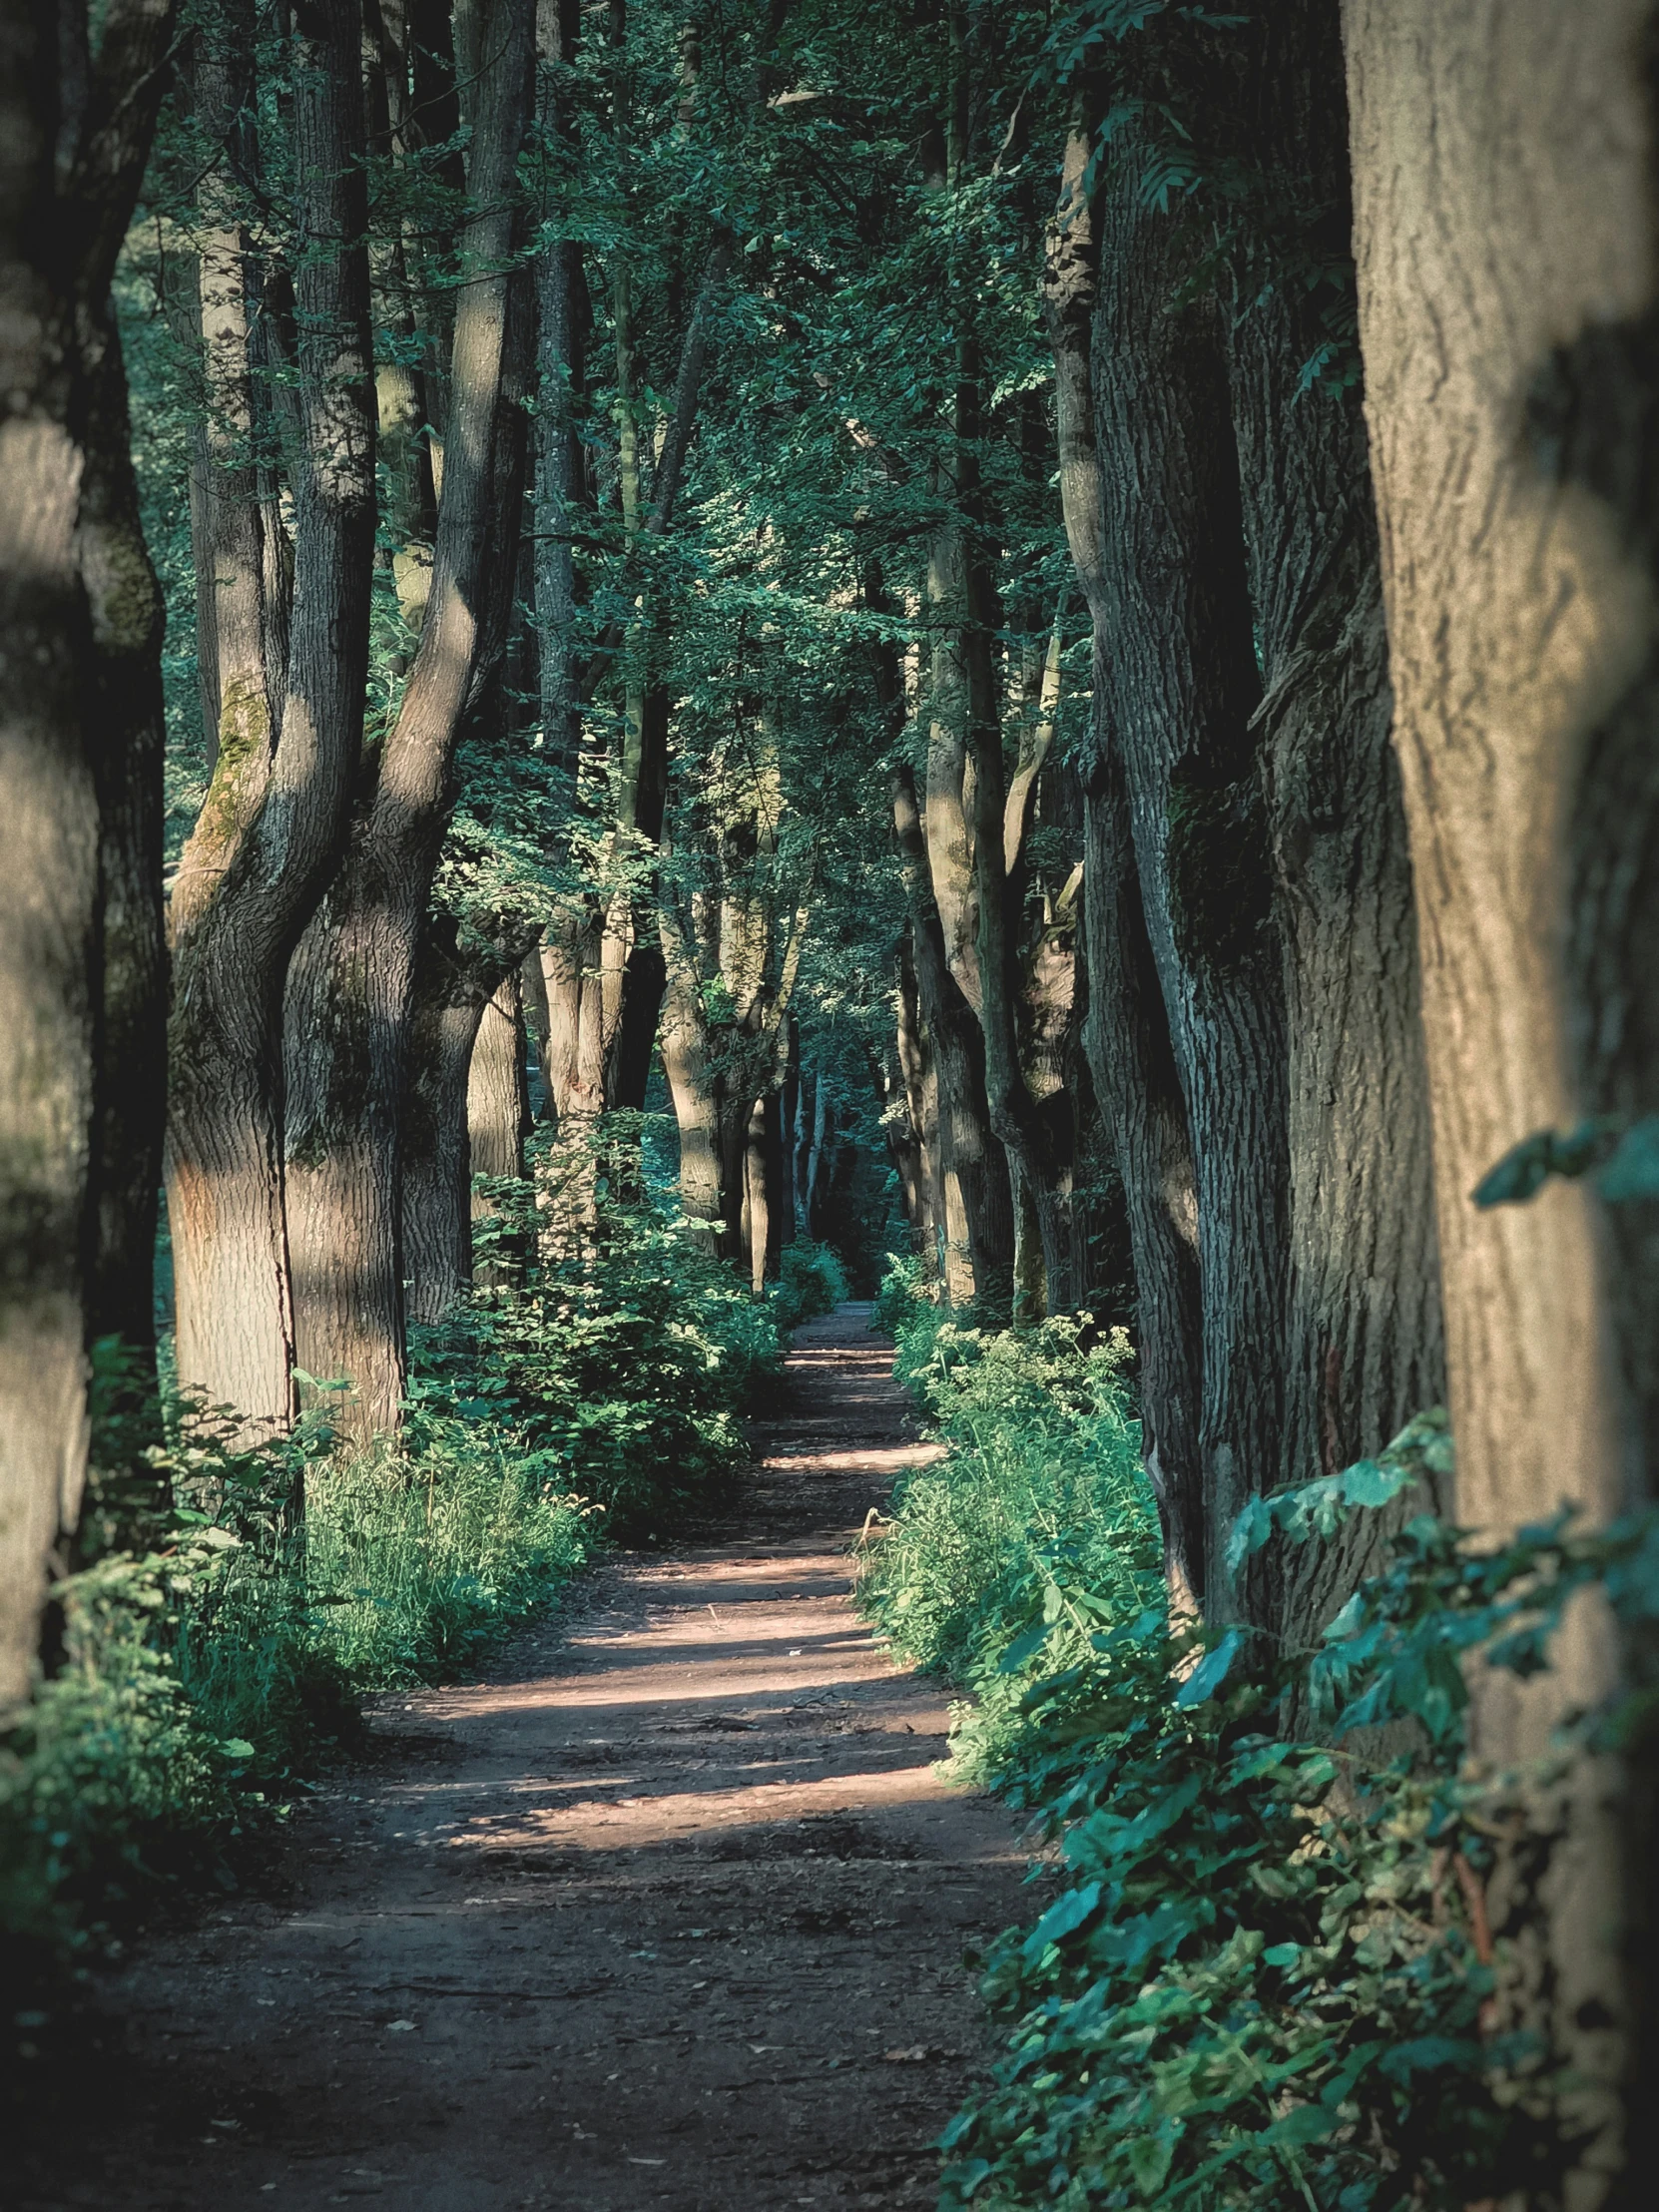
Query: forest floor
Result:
<box><xmin>20</xmin><ymin>1305</ymin><xmax>1029</xmax><ymax>2212</ymax></box>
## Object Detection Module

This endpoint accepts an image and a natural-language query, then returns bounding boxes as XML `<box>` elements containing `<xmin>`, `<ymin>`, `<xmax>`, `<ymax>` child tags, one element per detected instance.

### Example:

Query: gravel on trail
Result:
<box><xmin>21</xmin><ymin>1305</ymin><xmax>1029</xmax><ymax>2212</ymax></box>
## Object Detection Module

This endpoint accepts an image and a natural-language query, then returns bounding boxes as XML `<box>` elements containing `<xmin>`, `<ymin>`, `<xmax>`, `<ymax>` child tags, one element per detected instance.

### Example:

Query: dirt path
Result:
<box><xmin>26</xmin><ymin>1306</ymin><xmax>1026</xmax><ymax>2212</ymax></box>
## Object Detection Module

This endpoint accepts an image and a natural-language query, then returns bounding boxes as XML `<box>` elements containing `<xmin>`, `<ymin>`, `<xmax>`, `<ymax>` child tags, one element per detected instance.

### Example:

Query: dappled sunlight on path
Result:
<box><xmin>30</xmin><ymin>1304</ymin><xmax>1025</xmax><ymax>2212</ymax></box>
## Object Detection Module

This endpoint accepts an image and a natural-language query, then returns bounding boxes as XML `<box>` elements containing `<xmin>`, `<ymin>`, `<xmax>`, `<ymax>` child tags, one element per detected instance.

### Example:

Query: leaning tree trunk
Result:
<box><xmin>1225</xmin><ymin>0</ymin><xmax>1445</xmax><ymax>1642</ymax></box>
<box><xmin>283</xmin><ymin>0</ymin><xmax>535</xmax><ymax>1443</ymax></box>
<box><xmin>0</xmin><ymin>0</ymin><xmax>177</xmax><ymax>1703</ymax></box>
<box><xmin>1092</xmin><ymin>130</ymin><xmax>1289</xmax><ymax>1621</ymax></box>
<box><xmin>1043</xmin><ymin>113</ymin><xmax>1205</xmax><ymax>1604</ymax></box>
<box><xmin>167</xmin><ymin>0</ymin><xmax>377</xmax><ymax>1447</ymax></box>
<box><xmin>1345</xmin><ymin>1</ymin><xmax>1659</xmax><ymax>2191</ymax></box>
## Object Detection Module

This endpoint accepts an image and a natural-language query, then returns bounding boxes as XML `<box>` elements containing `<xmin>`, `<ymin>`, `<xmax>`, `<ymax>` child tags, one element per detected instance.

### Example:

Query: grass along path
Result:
<box><xmin>24</xmin><ymin>1306</ymin><xmax>1026</xmax><ymax>2212</ymax></box>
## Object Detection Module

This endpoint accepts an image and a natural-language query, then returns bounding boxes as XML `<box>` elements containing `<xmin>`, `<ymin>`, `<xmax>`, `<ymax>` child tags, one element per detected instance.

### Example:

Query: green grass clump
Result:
<box><xmin>298</xmin><ymin>1428</ymin><xmax>602</xmax><ymax>1685</ymax></box>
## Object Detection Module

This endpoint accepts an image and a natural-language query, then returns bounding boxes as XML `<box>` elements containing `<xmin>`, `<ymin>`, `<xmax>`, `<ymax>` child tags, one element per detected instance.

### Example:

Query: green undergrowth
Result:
<box><xmin>860</xmin><ymin>1278</ymin><xmax>1659</xmax><ymax>2212</ymax></box>
<box><xmin>3</xmin><ymin>1199</ymin><xmax>782</xmax><ymax>1971</ymax></box>
<box><xmin>771</xmin><ymin>1236</ymin><xmax>851</xmax><ymax>1333</ymax></box>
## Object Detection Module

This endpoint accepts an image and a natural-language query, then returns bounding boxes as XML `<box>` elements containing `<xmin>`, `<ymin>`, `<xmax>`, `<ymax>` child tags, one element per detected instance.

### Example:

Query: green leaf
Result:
<box><xmin>1599</xmin><ymin>1116</ymin><xmax>1659</xmax><ymax>1201</ymax></box>
<box><xmin>1175</xmin><ymin>1627</ymin><xmax>1244</xmax><ymax>1707</ymax></box>
<box><xmin>998</xmin><ymin>1618</ymin><xmax>1055</xmax><ymax>1674</ymax></box>
<box><xmin>1021</xmin><ymin>1881</ymin><xmax>1102</xmax><ymax>1960</ymax></box>
<box><xmin>1127</xmin><ymin>2128</ymin><xmax>1177</xmax><ymax>2196</ymax></box>
<box><xmin>1472</xmin><ymin>1117</ymin><xmax>1623</xmax><ymax>1206</ymax></box>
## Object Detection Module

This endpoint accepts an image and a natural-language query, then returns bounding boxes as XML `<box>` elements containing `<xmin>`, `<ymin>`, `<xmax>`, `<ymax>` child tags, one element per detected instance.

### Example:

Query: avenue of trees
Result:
<box><xmin>3</xmin><ymin>0</ymin><xmax>1658</xmax><ymax>2199</ymax></box>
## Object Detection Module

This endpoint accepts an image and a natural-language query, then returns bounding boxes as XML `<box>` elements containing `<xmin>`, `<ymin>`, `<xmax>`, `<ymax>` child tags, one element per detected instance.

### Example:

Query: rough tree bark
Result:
<box><xmin>658</xmin><ymin>858</ymin><xmax>811</xmax><ymax>1274</ymax></box>
<box><xmin>893</xmin><ymin>766</ymin><xmax>1013</xmax><ymax>1311</ymax></box>
<box><xmin>1225</xmin><ymin>0</ymin><xmax>1445</xmax><ymax>1641</ymax></box>
<box><xmin>893</xmin><ymin>931</ymin><xmax>941</xmax><ymax>1268</ymax></box>
<box><xmin>0</xmin><ymin>0</ymin><xmax>176</xmax><ymax>1702</ymax></box>
<box><xmin>1091</xmin><ymin>128</ymin><xmax>1290</xmax><ymax>1620</ymax></box>
<box><xmin>403</xmin><ymin>922</ymin><xmax>537</xmax><ymax>1325</ymax></box>
<box><xmin>167</xmin><ymin>0</ymin><xmax>377</xmax><ymax>1445</ymax></box>
<box><xmin>1043</xmin><ymin>109</ymin><xmax>1205</xmax><ymax>1603</ymax></box>
<box><xmin>973</xmin><ymin>617</ymin><xmax>1087</xmax><ymax>1319</ymax></box>
<box><xmin>1345</xmin><ymin>1</ymin><xmax>1659</xmax><ymax>2192</ymax></box>
<box><xmin>283</xmin><ymin>0</ymin><xmax>535</xmax><ymax>1441</ymax></box>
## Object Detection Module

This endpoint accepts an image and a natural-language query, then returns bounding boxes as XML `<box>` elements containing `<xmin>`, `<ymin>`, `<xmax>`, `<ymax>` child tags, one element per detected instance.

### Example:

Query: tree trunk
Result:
<box><xmin>283</xmin><ymin>0</ymin><xmax>535</xmax><ymax>1443</ymax></box>
<box><xmin>467</xmin><ymin>968</ymin><xmax>528</xmax><ymax>1293</ymax></box>
<box><xmin>0</xmin><ymin>0</ymin><xmax>177</xmax><ymax>1703</ymax></box>
<box><xmin>778</xmin><ymin>1020</ymin><xmax>800</xmax><ymax>1248</ymax></box>
<box><xmin>1043</xmin><ymin>103</ymin><xmax>1206</xmax><ymax>1603</ymax></box>
<box><xmin>0</xmin><ymin>76</ymin><xmax>101</xmax><ymax>1697</ymax></box>
<box><xmin>402</xmin><ymin>924</ymin><xmax>487</xmax><ymax>1328</ymax></box>
<box><xmin>468</xmin><ymin>972</ymin><xmax>528</xmax><ymax>1185</ymax></box>
<box><xmin>893</xmin><ymin>766</ymin><xmax>1013</xmax><ymax>1312</ymax></box>
<box><xmin>1081</xmin><ymin>739</ymin><xmax>1208</xmax><ymax>1606</ymax></box>
<box><xmin>1091</xmin><ymin>132</ymin><xmax>1289</xmax><ymax>1620</ymax></box>
<box><xmin>167</xmin><ymin>0</ymin><xmax>377</xmax><ymax>1447</ymax></box>
<box><xmin>1345</xmin><ymin>2</ymin><xmax>1658</xmax><ymax>2188</ymax></box>
<box><xmin>81</xmin><ymin>269</ymin><xmax>169</xmax><ymax>1377</ymax></box>
<box><xmin>534</xmin><ymin>0</ymin><xmax>587</xmax><ymax>792</ymax></box>
<box><xmin>1225</xmin><ymin>0</ymin><xmax>1446</xmax><ymax>1639</ymax></box>
<box><xmin>894</xmin><ymin>931</ymin><xmax>940</xmax><ymax>1268</ymax></box>
<box><xmin>744</xmin><ymin>1095</ymin><xmax>770</xmax><ymax>1296</ymax></box>
<box><xmin>659</xmin><ymin>943</ymin><xmax>721</xmax><ymax>1249</ymax></box>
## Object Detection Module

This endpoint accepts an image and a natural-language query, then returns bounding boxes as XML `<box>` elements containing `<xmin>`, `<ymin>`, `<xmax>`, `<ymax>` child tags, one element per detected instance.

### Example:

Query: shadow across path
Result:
<box><xmin>25</xmin><ymin>1303</ymin><xmax>1025</xmax><ymax>2212</ymax></box>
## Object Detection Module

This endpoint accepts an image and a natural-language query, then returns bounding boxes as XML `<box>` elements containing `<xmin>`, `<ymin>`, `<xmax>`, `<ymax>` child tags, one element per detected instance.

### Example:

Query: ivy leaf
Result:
<box><xmin>1471</xmin><ymin>1116</ymin><xmax>1623</xmax><ymax>1206</ymax></box>
<box><xmin>1598</xmin><ymin>1116</ymin><xmax>1659</xmax><ymax>1201</ymax></box>
<box><xmin>1175</xmin><ymin>1627</ymin><xmax>1244</xmax><ymax>1708</ymax></box>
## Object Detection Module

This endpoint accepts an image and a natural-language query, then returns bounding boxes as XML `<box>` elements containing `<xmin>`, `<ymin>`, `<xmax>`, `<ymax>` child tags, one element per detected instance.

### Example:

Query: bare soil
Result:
<box><xmin>20</xmin><ymin>1306</ymin><xmax>1027</xmax><ymax>2212</ymax></box>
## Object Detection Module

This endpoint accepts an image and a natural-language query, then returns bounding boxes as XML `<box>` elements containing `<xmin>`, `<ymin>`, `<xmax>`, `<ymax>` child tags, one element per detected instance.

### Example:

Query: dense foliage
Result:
<box><xmin>863</xmin><ymin>1297</ymin><xmax>1659</xmax><ymax>2212</ymax></box>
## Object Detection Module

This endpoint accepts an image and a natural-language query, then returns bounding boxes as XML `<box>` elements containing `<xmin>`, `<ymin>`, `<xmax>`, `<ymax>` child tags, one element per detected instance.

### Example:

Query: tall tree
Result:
<box><xmin>1224</xmin><ymin>0</ymin><xmax>1446</xmax><ymax>1633</ymax></box>
<box><xmin>282</xmin><ymin>0</ymin><xmax>536</xmax><ymax>1440</ymax></box>
<box><xmin>1090</xmin><ymin>119</ymin><xmax>1290</xmax><ymax>1619</ymax></box>
<box><xmin>1044</xmin><ymin>105</ymin><xmax>1205</xmax><ymax>1600</ymax></box>
<box><xmin>1344</xmin><ymin>0</ymin><xmax>1659</xmax><ymax>2186</ymax></box>
<box><xmin>0</xmin><ymin>0</ymin><xmax>176</xmax><ymax>1704</ymax></box>
<box><xmin>166</xmin><ymin>0</ymin><xmax>378</xmax><ymax>1445</ymax></box>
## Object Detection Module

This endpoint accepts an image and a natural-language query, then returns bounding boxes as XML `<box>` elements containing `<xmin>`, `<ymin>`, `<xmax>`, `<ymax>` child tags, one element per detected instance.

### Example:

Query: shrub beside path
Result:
<box><xmin>26</xmin><ymin>1305</ymin><xmax>1026</xmax><ymax>2211</ymax></box>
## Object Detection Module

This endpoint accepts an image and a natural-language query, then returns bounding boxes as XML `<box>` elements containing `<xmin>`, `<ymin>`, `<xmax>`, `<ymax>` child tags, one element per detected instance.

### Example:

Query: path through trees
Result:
<box><xmin>24</xmin><ymin>1311</ymin><xmax>1024</xmax><ymax>2212</ymax></box>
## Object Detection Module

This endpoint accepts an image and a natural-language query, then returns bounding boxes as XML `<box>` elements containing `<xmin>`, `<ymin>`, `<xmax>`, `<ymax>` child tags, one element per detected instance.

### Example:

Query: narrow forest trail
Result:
<box><xmin>29</xmin><ymin>1307</ymin><xmax>1027</xmax><ymax>2212</ymax></box>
